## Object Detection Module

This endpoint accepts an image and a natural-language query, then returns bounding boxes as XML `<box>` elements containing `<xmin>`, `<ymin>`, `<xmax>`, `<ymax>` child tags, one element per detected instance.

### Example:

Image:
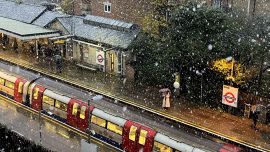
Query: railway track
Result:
<box><xmin>0</xmin><ymin>57</ymin><xmax>267</xmax><ymax>152</ymax></box>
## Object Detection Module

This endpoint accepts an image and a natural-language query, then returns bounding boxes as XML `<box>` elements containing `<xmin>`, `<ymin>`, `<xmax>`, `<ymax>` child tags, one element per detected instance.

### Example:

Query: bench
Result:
<box><xmin>76</xmin><ymin>63</ymin><xmax>98</xmax><ymax>71</ymax></box>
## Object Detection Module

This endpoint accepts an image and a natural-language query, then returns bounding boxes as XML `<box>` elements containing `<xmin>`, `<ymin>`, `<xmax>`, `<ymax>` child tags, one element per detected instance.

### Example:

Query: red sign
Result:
<box><xmin>224</xmin><ymin>92</ymin><xmax>235</xmax><ymax>103</ymax></box>
<box><xmin>97</xmin><ymin>54</ymin><xmax>104</xmax><ymax>63</ymax></box>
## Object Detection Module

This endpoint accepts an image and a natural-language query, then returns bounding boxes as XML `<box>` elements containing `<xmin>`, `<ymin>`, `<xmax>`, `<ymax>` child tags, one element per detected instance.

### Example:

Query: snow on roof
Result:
<box><xmin>0</xmin><ymin>0</ymin><xmax>47</xmax><ymax>23</ymax></box>
<box><xmin>33</xmin><ymin>11</ymin><xmax>66</xmax><ymax>27</ymax></box>
<box><xmin>56</xmin><ymin>16</ymin><xmax>139</xmax><ymax>49</ymax></box>
<box><xmin>0</xmin><ymin>17</ymin><xmax>60</xmax><ymax>40</ymax></box>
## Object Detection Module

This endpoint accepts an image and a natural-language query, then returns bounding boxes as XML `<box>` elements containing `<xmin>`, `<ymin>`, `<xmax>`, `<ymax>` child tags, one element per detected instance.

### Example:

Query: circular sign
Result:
<box><xmin>224</xmin><ymin>92</ymin><xmax>235</xmax><ymax>103</ymax></box>
<box><xmin>97</xmin><ymin>54</ymin><xmax>104</xmax><ymax>63</ymax></box>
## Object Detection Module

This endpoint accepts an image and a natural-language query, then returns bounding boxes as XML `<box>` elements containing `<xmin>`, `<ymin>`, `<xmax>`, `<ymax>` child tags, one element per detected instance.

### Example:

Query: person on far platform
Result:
<box><xmin>162</xmin><ymin>90</ymin><xmax>171</xmax><ymax>110</ymax></box>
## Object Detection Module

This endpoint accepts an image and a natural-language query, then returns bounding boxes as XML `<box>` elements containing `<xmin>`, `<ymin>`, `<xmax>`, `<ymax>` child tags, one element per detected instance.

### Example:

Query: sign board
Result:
<box><xmin>222</xmin><ymin>85</ymin><xmax>238</xmax><ymax>108</ymax></box>
<box><xmin>96</xmin><ymin>49</ymin><xmax>105</xmax><ymax>65</ymax></box>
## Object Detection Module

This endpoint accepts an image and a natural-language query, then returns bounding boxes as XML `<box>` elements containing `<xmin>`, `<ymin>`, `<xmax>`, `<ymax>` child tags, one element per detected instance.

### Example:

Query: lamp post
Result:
<box><xmin>196</xmin><ymin>70</ymin><xmax>204</xmax><ymax>103</ymax></box>
<box><xmin>226</xmin><ymin>56</ymin><xmax>234</xmax><ymax>86</ymax></box>
<box><xmin>87</xmin><ymin>95</ymin><xmax>103</xmax><ymax>143</ymax></box>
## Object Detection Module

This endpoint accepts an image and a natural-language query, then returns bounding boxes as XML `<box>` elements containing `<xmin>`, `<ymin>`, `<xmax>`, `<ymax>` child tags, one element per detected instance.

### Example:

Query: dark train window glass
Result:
<box><xmin>55</xmin><ymin>100</ymin><xmax>67</xmax><ymax>112</ymax></box>
<box><xmin>5</xmin><ymin>81</ymin><xmax>14</xmax><ymax>89</ymax></box>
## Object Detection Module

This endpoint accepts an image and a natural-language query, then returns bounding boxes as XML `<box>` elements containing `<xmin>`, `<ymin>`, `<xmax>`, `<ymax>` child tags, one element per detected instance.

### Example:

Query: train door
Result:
<box><xmin>77</xmin><ymin>103</ymin><xmax>92</xmax><ymax>131</ymax></box>
<box><xmin>14</xmin><ymin>78</ymin><xmax>26</xmax><ymax>103</ymax></box>
<box><xmin>31</xmin><ymin>84</ymin><xmax>45</xmax><ymax>111</ymax></box>
<box><xmin>22</xmin><ymin>81</ymin><xmax>30</xmax><ymax>105</ymax></box>
<box><xmin>122</xmin><ymin>121</ymin><xmax>156</xmax><ymax>152</ymax></box>
<box><xmin>67</xmin><ymin>99</ymin><xmax>93</xmax><ymax>131</ymax></box>
<box><xmin>67</xmin><ymin>99</ymin><xmax>80</xmax><ymax>128</ymax></box>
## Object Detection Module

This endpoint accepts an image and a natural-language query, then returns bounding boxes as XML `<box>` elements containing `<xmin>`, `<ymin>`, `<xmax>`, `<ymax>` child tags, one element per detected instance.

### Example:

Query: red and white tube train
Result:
<box><xmin>0</xmin><ymin>68</ymin><xmax>243</xmax><ymax>152</ymax></box>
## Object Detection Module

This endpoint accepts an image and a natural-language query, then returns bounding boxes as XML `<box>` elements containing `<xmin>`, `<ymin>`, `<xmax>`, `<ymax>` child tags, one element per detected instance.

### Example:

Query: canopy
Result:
<box><xmin>0</xmin><ymin>17</ymin><xmax>60</xmax><ymax>40</ymax></box>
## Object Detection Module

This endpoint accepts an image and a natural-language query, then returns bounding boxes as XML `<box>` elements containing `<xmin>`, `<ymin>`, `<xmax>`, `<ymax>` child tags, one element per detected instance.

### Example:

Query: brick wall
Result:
<box><xmin>89</xmin><ymin>0</ymin><xmax>153</xmax><ymax>24</ymax></box>
<box><xmin>73</xmin><ymin>0</ymin><xmax>270</xmax><ymax>24</ymax></box>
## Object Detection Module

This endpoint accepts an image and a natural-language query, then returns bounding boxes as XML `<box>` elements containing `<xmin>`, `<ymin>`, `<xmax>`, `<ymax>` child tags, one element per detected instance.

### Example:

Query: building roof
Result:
<box><xmin>33</xmin><ymin>11</ymin><xmax>67</xmax><ymax>27</ymax></box>
<box><xmin>0</xmin><ymin>0</ymin><xmax>47</xmax><ymax>23</ymax></box>
<box><xmin>84</xmin><ymin>15</ymin><xmax>135</xmax><ymax>30</ymax></box>
<box><xmin>56</xmin><ymin>16</ymin><xmax>139</xmax><ymax>49</ymax></box>
<box><xmin>0</xmin><ymin>17</ymin><xmax>60</xmax><ymax>40</ymax></box>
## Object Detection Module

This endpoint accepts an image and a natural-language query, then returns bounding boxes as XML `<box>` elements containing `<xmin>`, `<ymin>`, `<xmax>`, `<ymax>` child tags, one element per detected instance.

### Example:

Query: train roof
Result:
<box><xmin>43</xmin><ymin>89</ymin><xmax>70</xmax><ymax>104</ymax></box>
<box><xmin>0</xmin><ymin>61</ymin><xmax>39</xmax><ymax>81</ymax></box>
<box><xmin>92</xmin><ymin>108</ymin><xmax>126</xmax><ymax>127</ymax></box>
<box><xmin>0</xmin><ymin>70</ymin><xmax>17</xmax><ymax>82</ymax></box>
<box><xmin>154</xmin><ymin>133</ymin><xmax>206</xmax><ymax>152</ymax></box>
<box><xmin>36</xmin><ymin>77</ymin><xmax>93</xmax><ymax>101</ymax></box>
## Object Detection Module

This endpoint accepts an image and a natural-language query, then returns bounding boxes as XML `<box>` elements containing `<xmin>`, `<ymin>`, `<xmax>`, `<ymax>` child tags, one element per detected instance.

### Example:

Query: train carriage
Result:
<box><xmin>67</xmin><ymin>99</ymin><xmax>93</xmax><ymax>131</ymax></box>
<box><xmin>0</xmin><ymin>71</ymin><xmax>17</xmax><ymax>99</ymax></box>
<box><xmin>42</xmin><ymin>89</ymin><xmax>70</xmax><ymax>122</ymax></box>
<box><xmin>29</xmin><ymin>83</ymin><xmax>45</xmax><ymax>111</ymax></box>
<box><xmin>14</xmin><ymin>78</ymin><xmax>27</xmax><ymax>103</ymax></box>
<box><xmin>122</xmin><ymin>120</ymin><xmax>156</xmax><ymax>152</ymax></box>
<box><xmin>90</xmin><ymin>108</ymin><xmax>126</xmax><ymax>148</ymax></box>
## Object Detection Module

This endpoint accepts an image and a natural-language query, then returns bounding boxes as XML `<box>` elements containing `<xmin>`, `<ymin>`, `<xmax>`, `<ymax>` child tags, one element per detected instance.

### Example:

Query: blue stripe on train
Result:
<box><xmin>42</xmin><ymin>109</ymin><xmax>121</xmax><ymax>149</ymax></box>
<box><xmin>41</xmin><ymin>110</ymin><xmax>67</xmax><ymax>123</ymax></box>
<box><xmin>0</xmin><ymin>90</ymin><xmax>14</xmax><ymax>100</ymax></box>
<box><xmin>92</xmin><ymin>132</ymin><xmax>121</xmax><ymax>149</ymax></box>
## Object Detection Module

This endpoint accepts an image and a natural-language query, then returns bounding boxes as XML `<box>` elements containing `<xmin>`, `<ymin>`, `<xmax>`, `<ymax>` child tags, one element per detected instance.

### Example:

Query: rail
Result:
<box><xmin>0</xmin><ymin>94</ymin><xmax>123</xmax><ymax>152</ymax></box>
<box><xmin>0</xmin><ymin>57</ymin><xmax>268</xmax><ymax>152</ymax></box>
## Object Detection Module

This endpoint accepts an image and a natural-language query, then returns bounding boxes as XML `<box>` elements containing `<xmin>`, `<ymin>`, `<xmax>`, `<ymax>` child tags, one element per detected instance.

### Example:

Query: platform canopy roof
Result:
<box><xmin>0</xmin><ymin>17</ymin><xmax>60</xmax><ymax>40</ymax></box>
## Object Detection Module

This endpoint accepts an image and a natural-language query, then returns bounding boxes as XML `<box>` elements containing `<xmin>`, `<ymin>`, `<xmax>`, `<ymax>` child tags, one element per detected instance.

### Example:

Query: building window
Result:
<box><xmin>104</xmin><ymin>2</ymin><xmax>111</xmax><ymax>13</ymax></box>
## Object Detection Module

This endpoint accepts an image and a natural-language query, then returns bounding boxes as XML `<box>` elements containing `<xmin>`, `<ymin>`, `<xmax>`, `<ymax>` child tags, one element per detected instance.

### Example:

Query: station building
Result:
<box><xmin>0</xmin><ymin>0</ymin><xmax>139</xmax><ymax>79</ymax></box>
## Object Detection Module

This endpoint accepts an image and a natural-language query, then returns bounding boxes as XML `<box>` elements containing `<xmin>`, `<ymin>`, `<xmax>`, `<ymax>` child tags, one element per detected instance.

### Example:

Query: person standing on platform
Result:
<box><xmin>162</xmin><ymin>90</ymin><xmax>171</xmax><ymax>110</ymax></box>
<box><xmin>251</xmin><ymin>105</ymin><xmax>259</xmax><ymax>130</ymax></box>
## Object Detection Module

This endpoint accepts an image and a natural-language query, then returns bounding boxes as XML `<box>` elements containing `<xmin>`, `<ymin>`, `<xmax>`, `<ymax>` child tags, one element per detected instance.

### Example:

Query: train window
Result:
<box><xmin>33</xmin><ymin>88</ymin><xmax>39</xmax><ymax>100</ymax></box>
<box><xmin>129</xmin><ymin>126</ymin><xmax>137</xmax><ymax>141</ymax></box>
<box><xmin>5</xmin><ymin>81</ymin><xmax>14</xmax><ymax>89</ymax></box>
<box><xmin>107</xmin><ymin>122</ymin><xmax>122</xmax><ymax>135</ymax></box>
<box><xmin>43</xmin><ymin>95</ymin><xmax>54</xmax><ymax>106</ymax></box>
<box><xmin>0</xmin><ymin>78</ymin><xmax>5</xmax><ymax>85</ymax></box>
<box><xmin>18</xmin><ymin>82</ymin><xmax>23</xmax><ymax>93</ymax></box>
<box><xmin>91</xmin><ymin>115</ymin><xmax>106</xmax><ymax>127</ymax></box>
<box><xmin>55</xmin><ymin>100</ymin><xmax>67</xmax><ymax>112</ymax></box>
<box><xmin>139</xmin><ymin>129</ymin><xmax>147</xmax><ymax>145</ymax></box>
<box><xmin>72</xmin><ymin>103</ymin><xmax>79</xmax><ymax>116</ymax></box>
<box><xmin>80</xmin><ymin>106</ymin><xmax>86</xmax><ymax>119</ymax></box>
<box><xmin>154</xmin><ymin>142</ymin><xmax>173</xmax><ymax>152</ymax></box>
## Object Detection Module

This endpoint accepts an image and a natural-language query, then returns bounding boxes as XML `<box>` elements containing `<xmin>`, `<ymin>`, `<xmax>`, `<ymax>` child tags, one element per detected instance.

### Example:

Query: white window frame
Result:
<box><xmin>104</xmin><ymin>1</ymin><xmax>111</xmax><ymax>13</ymax></box>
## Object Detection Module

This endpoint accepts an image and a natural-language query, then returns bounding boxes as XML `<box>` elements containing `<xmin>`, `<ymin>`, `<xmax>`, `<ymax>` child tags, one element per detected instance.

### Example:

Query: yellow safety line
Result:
<box><xmin>0</xmin><ymin>95</ymin><xmax>121</xmax><ymax>151</ymax></box>
<box><xmin>0</xmin><ymin>57</ymin><xmax>268</xmax><ymax>152</ymax></box>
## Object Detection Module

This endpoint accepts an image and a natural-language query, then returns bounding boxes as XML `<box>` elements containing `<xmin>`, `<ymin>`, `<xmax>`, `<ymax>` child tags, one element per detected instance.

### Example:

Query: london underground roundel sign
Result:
<box><xmin>222</xmin><ymin>85</ymin><xmax>238</xmax><ymax>108</ymax></box>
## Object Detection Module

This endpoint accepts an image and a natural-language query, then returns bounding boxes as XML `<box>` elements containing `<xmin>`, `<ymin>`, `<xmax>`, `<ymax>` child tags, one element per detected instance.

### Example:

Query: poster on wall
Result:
<box><xmin>96</xmin><ymin>48</ymin><xmax>105</xmax><ymax>65</ymax></box>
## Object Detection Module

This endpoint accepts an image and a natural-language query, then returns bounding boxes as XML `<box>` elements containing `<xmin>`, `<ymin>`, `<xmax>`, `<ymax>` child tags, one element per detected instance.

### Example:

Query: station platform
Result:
<box><xmin>0</xmin><ymin>50</ymin><xmax>269</xmax><ymax>151</ymax></box>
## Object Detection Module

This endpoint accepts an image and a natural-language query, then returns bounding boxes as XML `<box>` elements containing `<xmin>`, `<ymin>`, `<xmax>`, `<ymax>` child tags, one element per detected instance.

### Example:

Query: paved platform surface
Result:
<box><xmin>0</xmin><ymin>50</ymin><xmax>270</xmax><ymax>151</ymax></box>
